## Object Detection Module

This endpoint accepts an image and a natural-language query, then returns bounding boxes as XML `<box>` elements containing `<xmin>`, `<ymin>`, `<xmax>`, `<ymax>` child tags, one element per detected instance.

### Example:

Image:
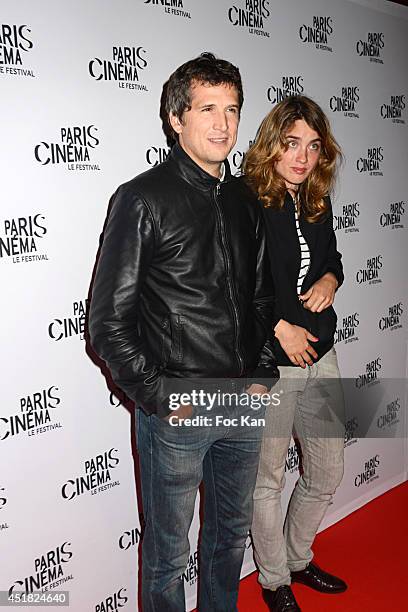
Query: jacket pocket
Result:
<box><xmin>161</xmin><ymin>314</ymin><xmax>184</xmax><ymax>366</ymax></box>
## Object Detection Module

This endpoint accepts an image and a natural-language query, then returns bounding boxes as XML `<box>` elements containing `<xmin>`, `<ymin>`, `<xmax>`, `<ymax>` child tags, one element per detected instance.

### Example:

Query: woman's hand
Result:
<box><xmin>274</xmin><ymin>319</ymin><xmax>318</xmax><ymax>368</ymax></box>
<box><xmin>299</xmin><ymin>272</ymin><xmax>338</xmax><ymax>313</ymax></box>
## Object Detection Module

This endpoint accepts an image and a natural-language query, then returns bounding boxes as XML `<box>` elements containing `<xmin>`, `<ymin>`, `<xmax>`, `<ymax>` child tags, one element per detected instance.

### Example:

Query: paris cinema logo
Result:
<box><xmin>144</xmin><ymin>0</ymin><xmax>191</xmax><ymax>20</ymax></box>
<box><xmin>182</xmin><ymin>551</ymin><xmax>198</xmax><ymax>587</ymax></box>
<box><xmin>379</xmin><ymin>302</ymin><xmax>403</xmax><ymax>332</ymax></box>
<box><xmin>0</xmin><ymin>486</ymin><xmax>8</xmax><ymax>532</ymax></box>
<box><xmin>354</xmin><ymin>455</ymin><xmax>380</xmax><ymax>487</ymax></box>
<box><xmin>48</xmin><ymin>300</ymin><xmax>87</xmax><ymax>342</ymax></box>
<box><xmin>228</xmin><ymin>0</ymin><xmax>271</xmax><ymax>38</ymax></box>
<box><xmin>335</xmin><ymin>312</ymin><xmax>359</xmax><ymax>345</ymax></box>
<box><xmin>344</xmin><ymin>417</ymin><xmax>358</xmax><ymax>448</ymax></box>
<box><xmin>356</xmin><ymin>147</ymin><xmax>383</xmax><ymax>176</ymax></box>
<box><xmin>118</xmin><ymin>526</ymin><xmax>142</xmax><ymax>551</ymax></box>
<box><xmin>145</xmin><ymin>145</ymin><xmax>170</xmax><ymax>167</ymax></box>
<box><xmin>8</xmin><ymin>541</ymin><xmax>73</xmax><ymax>595</ymax></box>
<box><xmin>267</xmin><ymin>75</ymin><xmax>304</xmax><ymax>104</ymax></box>
<box><xmin>334</xmin><ymin>202</ymin><xmax>360</xmax><ymax>234</ymax></box>
<box><xmin>0</xmin><ymin>24</ymin><xmax>34</xmax><ymax>77</ymax></box>
<box><xmin>35</xmin><ymin>125</ymin><xmax>101</xmax><ymax>171</ymax></box>
<box><xmin>230</xmin><ymin>140</ymin><xmax>254</xmax><ymax>172</ymax></box>
<box><xmin>379</xmin><ymin>201</ymin><xmax>405</xmax><ymax>230</ymax></box>
<box><xmin>356</xmin><ymin>32</ymin><xmax>384</xmax><ymax>64</ymax></box>
<box><xmin>355</xmin><ymin>357</ymin><xmax>382</xmax><ymax>389</ymax></box>
<box><xmin>377</xmin><ymin>398</ymin><xmax>400</xmax><ymax>430</ymax></box>
<box><xmin>0</xmin><ymin>487</ymin><xmax>6</xmax><ymax>510</ymax></box>
<box><xmin>299</xmin><ymin>16</ymin><xmax>333</xmax><ymax>52</ymax></box>
<box><xmin>95</xmin><ymin>587</ymin><xmax>128</xmax><ymax>612</ymax></box>
<box><xmin>0</xmin><ymin>213</ymin><xmax>48</xmax><ymax>264</ymax></box>
<box><xmin>89</xmin><ymin>45</ymin><xmax>149</xmax><ymax>91</ymax></box>
<box><xmin>285</xmin><ymin>442</ymin><xmax>300</xmax><ymax>474</ymax></box>
<box><xmin>61</xmin><ymin>447</ymin><xmax>120</xmax><ymax>501</ymax></box>
<box><xmin>329</xmin><ymin>86</ymin><xmax>360</xmax><ymax>118</ymax></box>
<box><xmin>0</xmin><ymin>386</ymin><xmax>62</xmax><ymax>442</ymax></box>
<box><xmin>356</xmin><ymin>255</ymin><xmax>382</xmax><ymax>285</ymax></box>
<box><xmin>380</xmin><ymin>95</ymin><xmax>405</xmax><ymax>124</ymax></box>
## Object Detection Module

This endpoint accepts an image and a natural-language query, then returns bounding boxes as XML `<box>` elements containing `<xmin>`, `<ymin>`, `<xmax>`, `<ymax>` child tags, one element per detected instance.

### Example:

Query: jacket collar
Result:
<box><xmin>284</xmin><ymin>190</ymin><xmax>296</xmax><ymax>210</ymax></box>
<box><xmin>169</xmin><ymin>142</ymin><xmax>233</xmax><ymax>191</ymax></box>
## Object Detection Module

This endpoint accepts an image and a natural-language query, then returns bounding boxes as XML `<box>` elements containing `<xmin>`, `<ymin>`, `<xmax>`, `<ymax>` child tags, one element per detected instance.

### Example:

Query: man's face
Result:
<box><xmin>169</xmin><ymin>81</ymin><xmax>240</xmax><ymax>177</ymax></box>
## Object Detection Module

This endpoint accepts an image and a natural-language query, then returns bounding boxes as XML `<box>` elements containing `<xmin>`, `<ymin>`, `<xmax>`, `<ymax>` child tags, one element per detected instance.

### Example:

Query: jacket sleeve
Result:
<box><xmin>88</xmin><ymin>185</ymin><xmax>168</xmax><ymax>415</ymax></box>
<box><xmin>249</xmin><ymin>207</ymin><xmax>280</xmax><ymax>386</ymax></box>
<box><xmin>324</xmin><ymin>196</ymin><xmax>344</xmax><ymax>288</ymax></box>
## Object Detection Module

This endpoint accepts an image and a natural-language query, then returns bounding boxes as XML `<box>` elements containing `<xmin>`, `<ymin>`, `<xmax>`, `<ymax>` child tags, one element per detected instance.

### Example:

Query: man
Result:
<box><xmin>89</xmin><ymin>53</ymin><xmax>278</xmax><ymax>611</ymax></box>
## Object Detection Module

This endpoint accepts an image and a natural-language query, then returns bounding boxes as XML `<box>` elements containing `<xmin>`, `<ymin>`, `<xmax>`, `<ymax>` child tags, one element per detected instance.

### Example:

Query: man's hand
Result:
<box><xmin>299</xmin><ymin>272</ymin><xmax>338</xmax><ymax>313</ymax></box>
<box><xmin>163</xmin><ymin>403</ymin><xmax>193</xmax><ymax>422</ymax></box>
<box><xmin>274</xmin><ymin>319</ymin><xmax>318</xmax><ymax>368</ymax></box>
<box><xmin>246</xmin><ymin>383</ymin><xmax>269</xmax><ymax>395</ymax></box>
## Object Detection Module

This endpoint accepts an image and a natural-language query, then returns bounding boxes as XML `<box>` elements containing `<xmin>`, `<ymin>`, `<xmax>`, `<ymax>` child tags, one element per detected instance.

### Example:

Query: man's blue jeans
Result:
<box><xmin>136</xmin><ymin>402</ymin><xmax>265</xmax><ymax>611</ymax></box>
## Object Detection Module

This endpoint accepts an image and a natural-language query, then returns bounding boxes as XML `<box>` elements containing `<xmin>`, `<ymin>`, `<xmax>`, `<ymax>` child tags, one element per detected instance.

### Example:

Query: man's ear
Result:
<box><xmin>169</xmin><ymin>113</ymin><xmax>183</xmax><ymax>135</ymax></box>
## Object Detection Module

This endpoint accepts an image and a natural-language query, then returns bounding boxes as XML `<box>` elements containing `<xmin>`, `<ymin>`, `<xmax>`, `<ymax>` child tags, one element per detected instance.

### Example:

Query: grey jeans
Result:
<box><xmin>251</xmin><ymin>348</ymin><xmax>345</xmax><ymax>590</ymax></box>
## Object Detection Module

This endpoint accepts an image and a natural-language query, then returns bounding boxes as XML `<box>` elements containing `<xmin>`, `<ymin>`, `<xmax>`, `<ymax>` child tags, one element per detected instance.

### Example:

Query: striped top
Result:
<box><xmin>294</xmin><ymin>207</ymin><xmax>311</xmax><ymax>295</ymax></box>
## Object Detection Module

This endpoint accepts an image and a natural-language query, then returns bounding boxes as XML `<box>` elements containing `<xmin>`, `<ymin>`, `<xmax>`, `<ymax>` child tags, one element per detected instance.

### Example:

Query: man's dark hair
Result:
<box><xmin>164</xmin><ymin>52</ymin><xmax>243</xmax><ymax>139</ymax></box>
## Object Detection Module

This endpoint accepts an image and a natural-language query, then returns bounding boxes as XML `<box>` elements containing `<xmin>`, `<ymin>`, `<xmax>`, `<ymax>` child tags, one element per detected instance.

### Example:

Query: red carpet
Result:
<box><xmin>236</xmin><ymin>481</ymin><xmax>408</xmax><ymax>611</ymax></box>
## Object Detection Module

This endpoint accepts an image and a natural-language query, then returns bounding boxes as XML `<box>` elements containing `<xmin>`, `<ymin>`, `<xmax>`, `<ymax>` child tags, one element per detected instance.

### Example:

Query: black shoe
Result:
<box><xmin>262</xmin><ymin>585</ymin><xmax>301</xmax><ymax>611</ymax></box>
<box><xmin>290</xmin><ymin>562</ymin><xmax>347</xmax><ymax>593</ymax></box>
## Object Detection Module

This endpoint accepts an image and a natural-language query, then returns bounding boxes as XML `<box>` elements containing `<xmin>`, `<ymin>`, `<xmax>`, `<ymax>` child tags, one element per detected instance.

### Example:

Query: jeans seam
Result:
<box><xmin>295</xmin><ymin>383</ymin><xmax>315</xmax><ymax>497</ymax></box>
<box><xmin>207</xmin><ymin>449</ymin><xmax>219</xmax><ymax>612</ymax></box>
<box><xmin>285</xmin><ymin>374</ymin><xmax>313</xmax><ymax>564</ymax></box>
<box><xmin>287</xmin><ymin>358</ymin><xmax>343</xmax><ymax>567</ymax></box>
<box><xmin>149</xmin><ymin>417</ymin><xmax>160</xmax><ymax>601</ymax></box>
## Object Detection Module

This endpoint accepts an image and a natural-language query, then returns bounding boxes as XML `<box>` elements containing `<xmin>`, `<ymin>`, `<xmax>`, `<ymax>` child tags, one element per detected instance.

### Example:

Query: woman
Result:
<box><xmin>244</xmin><ymin>96</ymin><xmax>346</xmax><ymax>612</ymax></box>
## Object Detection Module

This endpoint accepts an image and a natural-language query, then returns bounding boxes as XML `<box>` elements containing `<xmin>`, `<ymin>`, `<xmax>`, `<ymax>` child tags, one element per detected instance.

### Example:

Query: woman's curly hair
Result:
<box><xmin>243</xmin><ymin>95</ymin><xmax>343</xmax><ymax>222</ymax></box>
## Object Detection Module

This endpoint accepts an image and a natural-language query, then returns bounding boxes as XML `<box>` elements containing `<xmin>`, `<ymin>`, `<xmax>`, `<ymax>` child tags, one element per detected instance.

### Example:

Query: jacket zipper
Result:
<box><xmin>213</xmin><ymin>182</ymin><xmax>244</xmax><ymax>375</ymax></box>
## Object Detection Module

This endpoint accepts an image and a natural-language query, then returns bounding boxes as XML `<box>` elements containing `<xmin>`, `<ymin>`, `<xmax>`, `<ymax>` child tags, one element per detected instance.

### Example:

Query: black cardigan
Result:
<box><xmin>262</xmin><ymin>192</ymin><xmax>344</xmax><ymax>366</ymax></box>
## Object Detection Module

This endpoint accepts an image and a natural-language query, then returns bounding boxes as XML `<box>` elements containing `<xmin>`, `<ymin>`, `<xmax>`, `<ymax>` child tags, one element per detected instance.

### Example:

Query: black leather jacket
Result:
<box><xmin>89</xmin><ymin>144</ymin><xmax>278</xmax><ymax>416</ymax></box>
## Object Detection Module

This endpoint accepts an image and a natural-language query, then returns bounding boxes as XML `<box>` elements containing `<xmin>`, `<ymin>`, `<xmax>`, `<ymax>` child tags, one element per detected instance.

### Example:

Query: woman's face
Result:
<box><xmin>275</xmin><ymin>119</ymin><xmax>322</xmax><ymax>191</ymax></box>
